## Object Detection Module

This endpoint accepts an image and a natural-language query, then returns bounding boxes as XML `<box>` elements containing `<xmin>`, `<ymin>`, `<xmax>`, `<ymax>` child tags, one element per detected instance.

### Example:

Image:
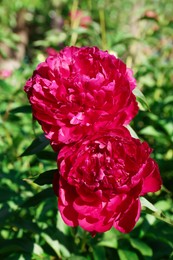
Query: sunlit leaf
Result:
<box><xmin>97</xmin><ymin>228</ymin><xmax>118</xmax><ymax>249</ymax></box>
<box><xmin>154</xmin><ymin>200</ymin><xmax>172</xmax><ymax>211</ymax></box>
<box><xmin>130</xmin><ymin>238</ymin><xmax>153</xmax><ymax>257</ymax></box>
<box><xmin>118</xmin><ymin>249</ymin><xmax>139</xmax><ymax>260</ymax></box>
<box><xmin>41</xmin><ymin>233</ymin><xmax>70</xmax><ymax>258</ymax></box>
<box><xmin>125</xmin><ymin>125</ymin><xmax>139</xmax><ymax>139</ymax></box>
<box><xmin>139</xmin><ymin>126</ymin><xmax>165</xmax><ymax>138</ymax></box>
<box><xmin>133</xmin><ymin>88</ymin><xmax>150</xmax><ymax>111</ymax></box>
<box><xmin>140</xmin><ymin>197</ymin><xmax>158</xmax><ymax>212</ymax></box>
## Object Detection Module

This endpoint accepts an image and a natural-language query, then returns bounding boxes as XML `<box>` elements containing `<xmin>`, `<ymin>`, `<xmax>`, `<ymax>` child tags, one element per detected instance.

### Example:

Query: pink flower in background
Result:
<box><xmin>45</xmin><ymin>47</ymin><xmax>58</xmax><ymax>56</ymax></box>
<box><xmin>24</xmin><ymin>46</ymin><xmax>138</xmax><ymax>147</ymax></box>
<box><xmin>55</xmin><ymin>127</ymin><xmax>162</xmax><ymax>233</ymax></box>
<box><xmin>0</xmin><ymin>69</ymin><xmax>12</xmax><ymax>79</ymax></box>
<box><xmin>70</xmin><ymin>10</ymin><xmax>92</xmax><ymax>28</ymax></box>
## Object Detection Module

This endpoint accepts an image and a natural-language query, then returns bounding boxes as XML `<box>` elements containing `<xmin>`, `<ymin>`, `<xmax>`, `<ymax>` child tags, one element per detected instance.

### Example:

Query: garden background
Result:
<box><xmin>0</xmin><ymin>0</ymin><xmax>173</xmax><ymax>259</ymax></box>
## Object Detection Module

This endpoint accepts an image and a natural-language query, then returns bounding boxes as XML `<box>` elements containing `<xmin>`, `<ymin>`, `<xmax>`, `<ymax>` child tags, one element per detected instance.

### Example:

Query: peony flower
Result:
<box><xmin>45</xmin><ymin>47</ymin><xmax>59</xmax><ymax>56</ymax></box>
<box><xmin>70</xmin><ymin>10</ymin><xmax>92</xmax><ymax>28</ymax></box>
<box><xmin>24</xmin><ymin>46</ymin><xmax>138</xmax><ymax>147</ymax></box>
<box><xmin>54</xmin><ymin>127</ymin><xmax>162</xmax><ymax>233</ymax></box>
<box><xmin>0</xmin><ymin>69</ymin><xmax>12</xmax><ymax>79</ymax></box>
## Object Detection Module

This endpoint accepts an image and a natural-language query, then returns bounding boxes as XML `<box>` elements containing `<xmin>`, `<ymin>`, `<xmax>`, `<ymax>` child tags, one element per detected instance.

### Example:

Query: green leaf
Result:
<box><xmin>68</xmin><ymin>255</ymin><xmax>88</xmax><ymax>260</ymax></box>
<box><xmin>0</xmin><ymin>239</ymin><xmax>33</xmax><ymax>254</ymax></box>
<box><xmin>22</xmin><ymin>188</ymin><xmax>54</xmax><ymax>208</ymax></box>
<box><xmin>125</xmin><ymin>125</ymin><xmax>139</xmax><ymax>139</ymax></box>
<box><xmin>20</xmin><ymin>134</ymin><xmax>49</xmax><ymax>156</ymax></box>
<box><xmin>133</xmin><ymin>88</ymin><xmax>150</xmax><ymax>111</ymax></box>
<box><xmin>33</xmin><ymin>243</ymin><xmax>44</xmax><ymax>256</ymax></box>
<box><xmin>114</xmin><ymin>36</ymin><xmax>139</xmax><ymax>45</ymax></box>
<box><xmin>97</xmin><ymin>228</ymin><xmax>118</xmax><ymax>249</ymax></box>
<box><xmin>41</xmin><ymin>233</ymin><xmax>70</xmax><ymax>258</ymax></box>
<box><xmin>140</xmin><ymin>197</ymin><xmax>158</xmax><ymax>212</ymax></box>
<box><xmin>0</xmin><ymin>188</ymin><xmax>16</xmax><ymax>202</ymax></box>
<box><xmin>139</xmin><ymin>125</ymin><xmax>166</xmax><ymax>138</ymax></box>
<box><xmin>130</xmin><ymin>238</ymin><xmax>153</xmax><ymax>257</ymax></box>
<box><xmin>11</xmin><ymin>217</ymin><xmax>41</xmax><ymax>233</ymax></box>
<box><xmin>0</xmin><ymin>205</ymin><xmax>11</xmax><ymax>227</ymax></box>
<box><xmin>36</xmin><ymin>151</ymin><xmax>57</xmax><ymax>161</ymax></box>
<box><xmin>34</xmin><ymin>169</ymin><xmax>58</xmax><ymax>186</ymax></box>
<box><xmin>154</xmin><ymin>199</ymin><xmax>172</xmax><ymax>211</ymax></box>
<box><xmin>117</xmin><ymin>249</ymin><xmax>139</xmax><ymax>260</ymax></box>
<box><xmin>141</xmin><ymin>197</ymin><xmax>173</xmax><ymax>226</ymax></box>
<box><xmin>92</xmin><ymin>245</ymin><xmax>106</xmax><ymax>260</ymax></box>
<box><xmin>10</xmin><ymin>105</ymin><xmax>32</xmax><ymax>114</ymax></box>
<box><xmin>0</xmin><ymin>79</ymin><xmax>13</xmax><ymax>93</ymax></box>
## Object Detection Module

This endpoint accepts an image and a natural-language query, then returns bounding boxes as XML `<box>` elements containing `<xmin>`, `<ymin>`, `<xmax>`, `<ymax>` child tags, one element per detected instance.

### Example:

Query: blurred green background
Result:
<box><xmin>0</xmin><ymin>0</ymin><xmax>172</xmax><ymax>259</ymax></box>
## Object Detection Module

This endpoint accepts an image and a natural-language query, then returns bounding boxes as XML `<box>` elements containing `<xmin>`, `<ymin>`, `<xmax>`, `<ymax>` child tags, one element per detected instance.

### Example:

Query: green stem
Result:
<box><xmin>141</xmin><ymin>197</ymin><xmax>173</xmax><ymax>226</ymax></box>
<box><xmin>70</xmin><ymin>0</ymin><xmax>79</xmax><ymax>46</ymax></box>
<box><xmin>99</xmin><ymin>8</ymin><xmax>107</xmax><ymax>50</ymax></box>
<box><xmin>152</xmin><ymin>211</ymin><xmax>173</xmax><ymax>226</ymax></box>
<box><xmin>87</xmin><ymin>0</ymin><xmax>92</xmax><ymax>10</ymax></box>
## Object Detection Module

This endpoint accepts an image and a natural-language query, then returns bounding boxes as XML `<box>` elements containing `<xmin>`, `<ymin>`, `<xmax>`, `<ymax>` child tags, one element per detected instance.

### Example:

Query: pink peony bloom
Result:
<box><xmin>70</xmin><ymin>10</ymin><xmax>92</xmax><ymax>28</ymax></box>
<box><xmin>0</xmin><ymin>69</ymin><xmax>12</xmax><ymax>79</ymax></box>
<box><xmin>54</xmin><ymin>127</ymin><xmax>162</xmax><ymax>234</ymax></box>
<box><xmin>45</xmin><ymin>47</ymin><xmax>58</xmax><ymax>56</ymax></box>
<box><xmin>24</xmin><ymin>46</ymin><xmax>138</xmax><ymax>147</ymax></box>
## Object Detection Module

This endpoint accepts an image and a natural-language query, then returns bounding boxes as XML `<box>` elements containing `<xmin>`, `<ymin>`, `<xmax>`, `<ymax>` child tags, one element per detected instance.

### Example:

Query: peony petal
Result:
<box><xmin>73</xmin><ymin>197</ymin><xmax>102</xmax><ymax>217</ymax></box>
<box><xmin>58</xmin><ymin>178</ymin><xmax>79</xmax><ymax>226</ymax></box>
<box><xmin>140</xmin><ymin>159</ymin><xmax>162</xmax><ymax>195</ymax></box>
<box><xmin>114</xmin><ymin>198</ymin><xmax>141</xmax><ymax>233</ymax></box>
<box><xmin>78</xmin><ymin>215</ymin><xmax>113</xmax><ymax>233</ymax></box>
<box><xmin>58</xmin><ymin>201</ymin><xmax>79</xmax><ymax>227</ymax></box>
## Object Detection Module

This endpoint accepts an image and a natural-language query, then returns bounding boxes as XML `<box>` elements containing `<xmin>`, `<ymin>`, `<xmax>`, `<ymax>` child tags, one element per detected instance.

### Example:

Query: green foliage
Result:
<box><xmin>0</xmin><ymin>0</ymin><xmax>173</xmax><ymax>259</ymax></box>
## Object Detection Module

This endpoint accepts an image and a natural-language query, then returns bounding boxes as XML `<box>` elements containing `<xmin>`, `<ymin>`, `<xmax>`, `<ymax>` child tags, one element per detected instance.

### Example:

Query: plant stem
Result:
<box><xmin>70</xmin><ymin>0</ymin><xmax>79</xmax><ymax>46</ymax></box>
<box><xmin>152</xmin><ymin>211</ymin><xmax>173</xmax><ymax>226</ymax></box>
<box><xmin>141</xmin><ymin>197</ymin><xmax>173</xmax><ymax>226</ymax></box>
<box><xmin>99</xmin><ymin>8</ymin><xmax>107</xmax><ymax>50</ymax></box>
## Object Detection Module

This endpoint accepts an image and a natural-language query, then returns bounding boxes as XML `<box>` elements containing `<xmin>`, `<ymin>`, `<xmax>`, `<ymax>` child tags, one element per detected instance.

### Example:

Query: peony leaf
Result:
<box><xmin>0</xmin><ymin>239</ymin><xmax>34</xmax><ymax>254</ymax></box>
<box><xmin>33</xmin><ymin>243</ymin><xmax>44</xmax><ymax>256</ymax></box>
<box><xmin>22</xmin><ymin>188</ymin><xmax>54</xmax><ymax>208</ymax></box>
<box><xmin>10</xmin><ymin>217</ymin><xmax>41</xmax><ymax>233</ymax></box>
<box><xmin>10</xmin><ymin>105</ymin><xmax>32</xmax><ymax>114</ymax></box>
<box><xmin>118</xmin><ymin>249</ymin><xmax>139</xmax><ymax>260</ymax></box>
<box><xmin>68</xmin><ymin>256</ymin><xmax>88</xmax><ymax>260</ymax></box>
<box><xmin>34</xmin><ymin>169</ymin><xmax>57</xmax><ymax>186</ymax></box>
<box><xmin>139</xmin><ymin>125</ymin><xmax>166</xmax><ymax>138</ymax></box>
<box><xmin>36</xmin><ymin>151</ymin><xmax>57</xmax><ymax>161</ymax></box>
<box><xmin>154</xmin><ymin>199</ymin><xmax>172</xmax><ymax>211</ymax></box>
<box><xmin>20</xmin><ymin>134</ymin><xmax>49</xmax><ymax>156</ymax></box>
<box><xmin>125</xmin><ymin>125</ymin><xmax>139</xmax><ymax>139</ymax></box>
<box><xmin>97</xmin><ymin>228</ymin><xmax>118</xmax><ymax>249</ymax></box>
<box><xmin>140</xmin><ymin>197</ymin><xmax>158</xmax><ymax>212</ymax></box>
<box><xmin>41</xmin><ymin>233</ymin><xmax>70</xmax><ymax>258</ymax></box>
<box><xmin>141</xmin><ymin>197</ymin><xmax>173</xmax><ymax>226</ymax></box>
<box><xmin>133</xmin><ymin>88</ymin><xmax>150</xmax><ymax>111</ymax></box>
<box><xmin>130</xmin><ymin>238</ymin><xmax>153</xmax><ymax>257</ymax></box>
<box><xmin>92</xmin><ymin>245</ymin><xmax>106</xmax><ymax>260</ymax></box>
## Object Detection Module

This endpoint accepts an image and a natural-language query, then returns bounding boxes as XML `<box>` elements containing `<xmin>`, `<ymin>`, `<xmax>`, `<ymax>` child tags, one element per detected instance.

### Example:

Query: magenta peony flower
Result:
<box><xmin>24</xmin><ymin>46</ymin><xmax>138</xmax><ymax>147</ymax></box>
<box><xmin>54</xmin><ymin>127</ymin><xmax>162</xmax><ymax>233</ymax></box>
